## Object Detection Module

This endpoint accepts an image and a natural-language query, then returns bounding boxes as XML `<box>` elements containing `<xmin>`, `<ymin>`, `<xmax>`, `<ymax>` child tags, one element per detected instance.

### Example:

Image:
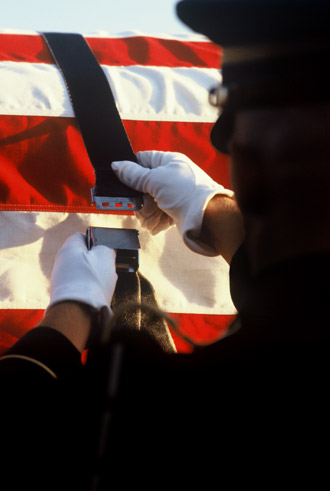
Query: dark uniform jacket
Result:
<box><xmin>1</xmin><ymin>247</ymin><xmax>329</xmax><ymax>489</ymax></box>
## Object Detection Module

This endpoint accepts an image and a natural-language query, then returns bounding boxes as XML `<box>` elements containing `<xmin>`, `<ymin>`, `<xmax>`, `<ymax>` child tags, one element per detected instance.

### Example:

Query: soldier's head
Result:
<box><xmin>177</xmin><ymin>0</ymin><xmax>330</xmax><ymax>271</ymax></box>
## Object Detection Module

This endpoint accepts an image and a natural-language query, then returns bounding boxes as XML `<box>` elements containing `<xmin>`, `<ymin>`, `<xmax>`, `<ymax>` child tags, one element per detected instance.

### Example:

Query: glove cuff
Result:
<box><xmin>47</xmin><ymin>287</ymin><xmax>112</xmax><ymax>314</ymax></box>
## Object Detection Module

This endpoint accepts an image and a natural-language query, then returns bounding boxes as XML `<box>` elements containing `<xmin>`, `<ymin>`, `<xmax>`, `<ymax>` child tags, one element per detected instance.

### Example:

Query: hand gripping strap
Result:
<box><xmin>42</xmin><ymin>32</ymin><xmax>143</xmax><ymax>211</ymax></box>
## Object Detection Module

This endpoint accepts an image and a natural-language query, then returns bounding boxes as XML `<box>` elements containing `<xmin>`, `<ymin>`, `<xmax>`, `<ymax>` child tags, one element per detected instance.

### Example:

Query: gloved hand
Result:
<box><xmin>112</xmin><ymin>151</ymin><xmax>234</xmax><ymax>255</ymax></box>
<box><xmin>47</xmin><ymin>233</ymin><xmax>118</xmax><ymax>313</ymax></box>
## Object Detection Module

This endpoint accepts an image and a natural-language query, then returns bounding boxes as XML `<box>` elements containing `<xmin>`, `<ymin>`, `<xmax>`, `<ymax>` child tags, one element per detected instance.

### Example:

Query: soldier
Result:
<box><xmin>111</xmin><ymin>0</ymin><xmax>330</xmax><ymax>486</ymax></box>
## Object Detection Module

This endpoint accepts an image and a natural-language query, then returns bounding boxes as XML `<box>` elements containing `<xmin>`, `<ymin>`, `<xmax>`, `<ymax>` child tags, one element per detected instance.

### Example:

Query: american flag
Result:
<box><xmin>0</xmin><ymin>30</ymin><xmax>236</xmax><ymax>354</ymax></box>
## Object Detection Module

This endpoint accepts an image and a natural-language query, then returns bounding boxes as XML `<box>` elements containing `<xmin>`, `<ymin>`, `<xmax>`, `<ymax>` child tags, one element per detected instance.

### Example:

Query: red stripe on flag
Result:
<box><xmin>0</xmin><ymin>309</ymin><xmax>45</xmax><ymax>355</ymax></box>
<box><xmin>169</xmin><ymin>313</ymin><xmax>236</xmax><ymax>353</ymax></box>
<box><xmin>0</xmin><ymin>309</ymin><xmax>235</xmax><ymax>355</ymax></box>
<box><xmin>0</xmin><ymin>34</ymin><xmax>222</xmax><ymax>68</ymax></box>
<box><xmin>0</xmin><ymin>116</ymin><xmax>231</xmax><ymax>210</ymax></box>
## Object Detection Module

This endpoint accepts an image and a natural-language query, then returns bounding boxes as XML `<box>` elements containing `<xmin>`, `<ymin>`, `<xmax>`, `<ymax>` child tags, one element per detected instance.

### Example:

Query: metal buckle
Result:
<box><xmin>91</xmin><ymin>188</ymin><xmax>143</xmax><ymax>211</ymax></box>
<box><xmin>86</xmin><ymin>227</ymin><xmax>140</xmax><ymax>273</ymax></box>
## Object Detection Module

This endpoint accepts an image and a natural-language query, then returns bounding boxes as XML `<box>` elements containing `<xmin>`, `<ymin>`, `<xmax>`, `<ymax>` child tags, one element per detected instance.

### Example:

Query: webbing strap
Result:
<box><xmin>42</xmin><ymin>32</ymin><xmax>143</xmax><ymax>211</ymax></box>
<box><xmin>42</xmin><ymin>32</ymin><xmax>175</xmax><ymax>352</ymax></box>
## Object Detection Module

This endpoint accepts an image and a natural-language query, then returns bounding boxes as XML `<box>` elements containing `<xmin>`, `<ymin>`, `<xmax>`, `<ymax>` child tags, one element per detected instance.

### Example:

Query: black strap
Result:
<box><xmin>42</xmin><ymin>32</ymin><xmax>143</xmax><ymax>210</ymax></box>
<box><xmin>42</xmin><ymin>32</ymin><xmax>175</xmax><ymax>353</ymax></box>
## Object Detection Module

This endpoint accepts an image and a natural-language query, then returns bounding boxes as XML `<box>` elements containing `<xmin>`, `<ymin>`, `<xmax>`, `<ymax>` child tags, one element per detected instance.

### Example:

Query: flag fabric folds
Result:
<box><xmin>0</xmin><ymin>30</ymin><xmax>236</xmax><ymax>354</ymax></box>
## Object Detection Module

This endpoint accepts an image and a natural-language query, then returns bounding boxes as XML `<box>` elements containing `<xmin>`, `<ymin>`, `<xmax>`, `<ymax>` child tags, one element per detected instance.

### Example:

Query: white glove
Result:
<box><xmin>48</xmin><ymin>233</ymin><xmax>118</xmax><ymax>313</ymax></box>
<box><xmin>112</xmin><ymin>151</ymin><xmax>234</xmax><ymax>255</ymax></box>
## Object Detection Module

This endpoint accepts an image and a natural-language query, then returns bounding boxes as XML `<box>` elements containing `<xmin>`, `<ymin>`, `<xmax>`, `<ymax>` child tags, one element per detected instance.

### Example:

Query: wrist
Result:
<box><xmin>39</xmin><ymin>301</ymin><xmax>99</xmax><ymax>353</ymax></box>
<box><xmin>199</xmin><ymin>193</ymin><xmax>245</xmax><ymax>263</ymax></box>
<box><xmin>180</xmin><ymin>190</ymin><xmax>229</xmax><ymax>256</ymax></box>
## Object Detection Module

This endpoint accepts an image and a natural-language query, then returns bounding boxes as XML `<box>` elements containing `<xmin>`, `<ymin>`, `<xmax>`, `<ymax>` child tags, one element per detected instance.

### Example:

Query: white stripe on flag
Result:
<box><xmin>0</xmin><ymin>29</ymin><xmax>212</xmax><ymax>42</ymax></box>
<box><xmin>0</xmin><ymin>211</ymin><xmax>235</xmax><ymax>315</ymax></box>
<box><xmin>0</xmin><ymin>61</ymin><xmax>221</xmax><ymax>121</ymax></box>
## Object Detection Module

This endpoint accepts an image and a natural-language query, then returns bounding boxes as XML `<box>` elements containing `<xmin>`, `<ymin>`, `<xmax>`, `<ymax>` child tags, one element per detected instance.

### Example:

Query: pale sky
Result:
<box><xmin>0</xmin><ymin>0</ymin><xmax>192</xmax><ymax>35</ymax></box>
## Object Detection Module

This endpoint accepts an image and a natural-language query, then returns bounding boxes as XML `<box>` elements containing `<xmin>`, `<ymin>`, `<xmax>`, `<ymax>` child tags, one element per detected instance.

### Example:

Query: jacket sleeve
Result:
<box><xmin>0</xmin><ymin>326</ymin><xmax>83</xmax><ymax>383</ymax></box>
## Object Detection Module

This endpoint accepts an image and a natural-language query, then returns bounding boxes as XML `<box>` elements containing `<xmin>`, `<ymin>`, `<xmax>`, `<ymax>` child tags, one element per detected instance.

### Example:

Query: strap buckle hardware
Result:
<box><xmin>86</xmin><ymin>227</ymin><xmax>140</xmax><ymax>273</ymax></box>
<box><xmin>91</xmin><ymin>189</ymin><xmax>143</xmax><ymax>211</ymax></box>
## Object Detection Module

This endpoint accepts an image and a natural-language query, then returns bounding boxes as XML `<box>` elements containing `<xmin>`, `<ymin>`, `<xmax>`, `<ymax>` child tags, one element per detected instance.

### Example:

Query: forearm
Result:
<box><xmin>199</xmin><ymin>194</ymin><xmax>245</xmax><ymax>263</ymax></box>
<box><xmin>37</xmin><ymin>301</ymin><xmax>96</xmax><ymax>353</ymax></box>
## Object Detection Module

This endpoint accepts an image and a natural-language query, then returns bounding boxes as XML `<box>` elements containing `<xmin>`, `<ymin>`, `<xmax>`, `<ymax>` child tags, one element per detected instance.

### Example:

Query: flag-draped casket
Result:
<box><xmin>0</xmin><ymin>30</ymin><xmax>236</xmax><ymax>354</ymax></box>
